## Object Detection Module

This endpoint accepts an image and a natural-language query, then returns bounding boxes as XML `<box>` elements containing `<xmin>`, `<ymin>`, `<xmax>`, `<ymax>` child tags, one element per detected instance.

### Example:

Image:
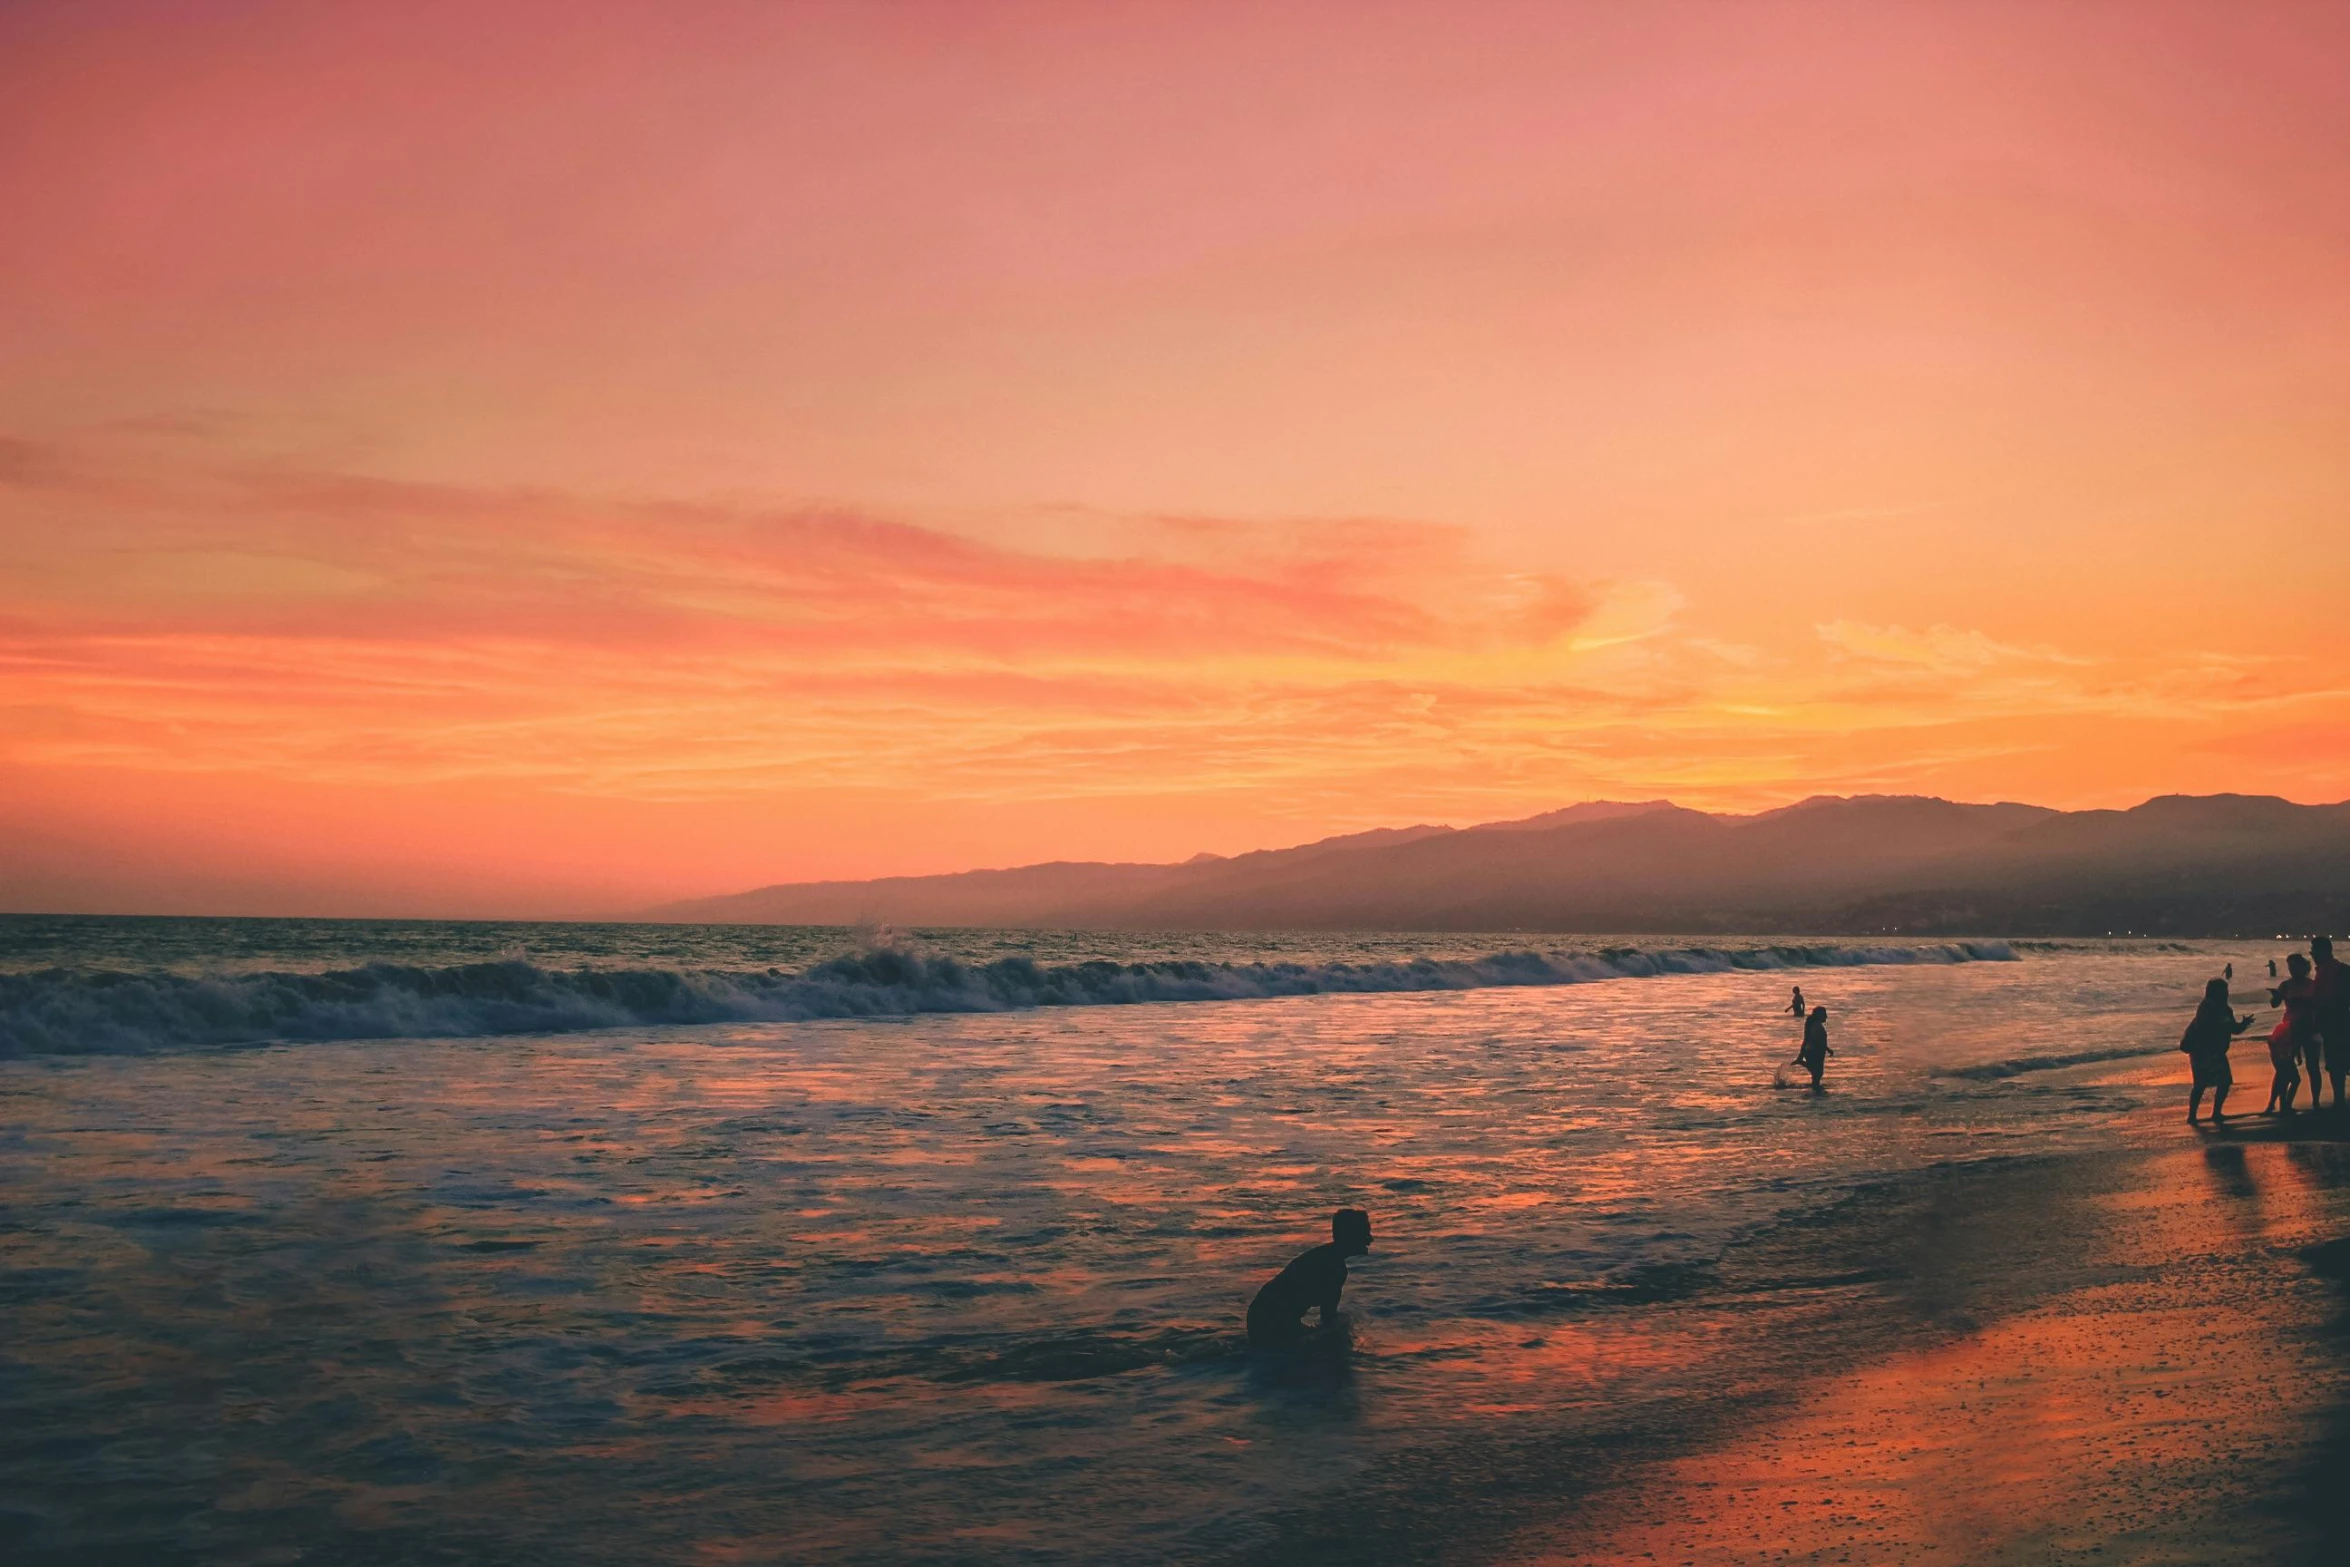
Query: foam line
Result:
<box><xmin>0</xmin><ymin>941</ymin><xmax>2016</xmax><ymax>1055</ymax></box>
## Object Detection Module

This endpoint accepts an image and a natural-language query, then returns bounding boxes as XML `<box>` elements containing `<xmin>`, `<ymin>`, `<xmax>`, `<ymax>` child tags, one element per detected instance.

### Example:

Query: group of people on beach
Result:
<box><xmin>1252</xmin><ymin>951</ymin><xmax>2348</xmax><ymax>1353</ymax></box>
<box><xmin>2181</xmin><ymin>936</ymin><xmax>2350</xmax><ymax>1123</ymax></box>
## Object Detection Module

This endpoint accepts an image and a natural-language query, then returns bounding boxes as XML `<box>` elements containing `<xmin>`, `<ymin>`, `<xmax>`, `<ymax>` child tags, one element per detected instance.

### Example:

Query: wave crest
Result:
<box><xmin>1934</xmin><ymin>1043</ymin><xmax>2167</xmax><ymax>1081</ymax></box>
<box><xmin>0</xmin><ymin>940</ymin><xmax>2016</xmax><ymax>1056</ymax></box>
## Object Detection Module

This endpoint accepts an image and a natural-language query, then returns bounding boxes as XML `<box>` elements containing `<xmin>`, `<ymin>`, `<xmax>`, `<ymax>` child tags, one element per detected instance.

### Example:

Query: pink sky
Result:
<box><xmin>4</xmin><ymin>1</ymin><xmax>2348</xmax><ymax>915</ymax></box>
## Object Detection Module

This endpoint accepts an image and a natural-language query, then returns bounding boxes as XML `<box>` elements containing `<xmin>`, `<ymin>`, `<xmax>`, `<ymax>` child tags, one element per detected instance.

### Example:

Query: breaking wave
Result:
<box><xmin>1934</xmin><ymin>1043</ymin><xmax>2170</xmax><ymax>1081</ymax></box>
<box><xmin>0</xmin><ymin>940</ymin><xmax>2015</xmax><ymax>1056</ymax></box>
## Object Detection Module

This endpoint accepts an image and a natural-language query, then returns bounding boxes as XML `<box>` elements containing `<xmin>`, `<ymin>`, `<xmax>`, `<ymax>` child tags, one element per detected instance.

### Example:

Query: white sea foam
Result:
<box><xmin>0</xmin><ymin>940</ymin><xmax>2015</xmax><ymax>1055</ymax></box>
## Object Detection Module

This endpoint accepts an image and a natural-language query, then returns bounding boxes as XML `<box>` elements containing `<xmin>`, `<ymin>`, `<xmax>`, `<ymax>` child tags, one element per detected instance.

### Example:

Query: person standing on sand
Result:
<box><xmin>2312</xmin><ymin>937</ymin><xmax>2349</xmax><ymax>1111</ymax></box>
<box><xmin>2180</xmin><ymin>977</ymin><xmax>2254</xmax><ymax>1124</ymax></box>
<box><xmin>1797</xmin><ymin>1005</ymin><xmax>1833</xmax><ymax>1090</ymax></box>
<box><xmin>2266</xmin><ymin>954</ymin><xmax>2318</xmax><ymax>1115</ymax></box>
<box><xmin>2303</xmin><ymin>939</ymin><xmax>2340</xmax><ymax>1108</ymax></box>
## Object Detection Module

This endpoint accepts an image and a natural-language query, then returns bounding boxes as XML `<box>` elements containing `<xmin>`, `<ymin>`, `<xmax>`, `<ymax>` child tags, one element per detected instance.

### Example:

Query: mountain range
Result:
<box><xmin>649</xmin><ymin>794</ymin><xmax>2350</xmax><ymax>937</ymax></box>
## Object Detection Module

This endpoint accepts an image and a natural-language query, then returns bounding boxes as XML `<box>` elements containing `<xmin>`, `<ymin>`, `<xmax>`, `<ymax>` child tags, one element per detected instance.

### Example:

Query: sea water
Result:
<box><xmin>0</xmin><ymin>920</ymin><xmax>2292</xmax><ymax>1563</ymax></box>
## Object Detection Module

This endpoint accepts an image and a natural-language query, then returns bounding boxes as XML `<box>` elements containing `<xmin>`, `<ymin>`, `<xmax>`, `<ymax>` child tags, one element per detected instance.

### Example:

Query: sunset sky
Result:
<box><xmin>4</xmin><ymin>0</ymin><xmax>2348</xmax><ymax>916</ymax></box>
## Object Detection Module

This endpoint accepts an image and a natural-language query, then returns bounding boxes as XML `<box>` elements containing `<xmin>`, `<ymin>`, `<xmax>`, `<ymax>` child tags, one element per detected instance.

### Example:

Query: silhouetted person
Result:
<box><xmin>1247</xmin><ymin>1208</ymin><xmax>1372</xmax><ymax>1349</ymax></box>
<box><xmin>2271</xmin><ymin>958</ymin><xmax>2279</xmax><ymax>979</ymax></box>
<box><xmin>2225</xmin><ymin>962</ymin><xmax>2234</xmax><ymax>981</ymax></box>
<box><xmin>1797</xmin><ymin>1005</ymin><xmax>1833</xmax><ymax>1090</ymax></box>
<box><xmin>2180</xmin><ymin>977</ymin><xmax>2254</xmax><ymax>1125</ymax></box>
<box><xmin>2267</xmin><ymin>954</ymin><xmax>2317</xmax><ymax>1116</ymax></box>
<box><xmin>1788</xmin><ymin>986</ymin><xmax>1806</xmax><ymax>1017</ymax></box>
<box><xmin>2291</xmin><ymin>943</ymin><xmax>2332</xmax><ymax>1108</ymax></box>
<box><xmin>2314</xmin><ymin>937</ymin><xmax>2349</xmax><ymax>1111</ymax></box>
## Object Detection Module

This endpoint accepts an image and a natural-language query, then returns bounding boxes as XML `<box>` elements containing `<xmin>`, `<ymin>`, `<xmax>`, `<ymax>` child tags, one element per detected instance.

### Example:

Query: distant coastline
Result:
<box><xmin>650</xmin><ymin>793</ymin><xmax>2350</xmax><ymax>939</ymax></box>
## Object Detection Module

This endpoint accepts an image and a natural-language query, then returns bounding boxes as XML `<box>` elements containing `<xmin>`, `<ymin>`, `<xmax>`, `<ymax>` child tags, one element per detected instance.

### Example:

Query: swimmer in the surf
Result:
<box><xmin>1788</xmin><ymin>985</ymin><xmax>1806</xmax><ymax>1017</ymax></box>
<box><xmin>1246</xmin><ymin>1208</ymin><xmax>1372</xmax><ymax>1349</ymax></box>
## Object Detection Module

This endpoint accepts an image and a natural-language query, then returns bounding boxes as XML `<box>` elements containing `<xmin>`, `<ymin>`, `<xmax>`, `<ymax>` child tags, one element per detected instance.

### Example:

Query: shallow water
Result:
<box><xmin>0</xmin><ymin>929</ymin><xmax>2297</xmax><ymax>1563</ymax></box>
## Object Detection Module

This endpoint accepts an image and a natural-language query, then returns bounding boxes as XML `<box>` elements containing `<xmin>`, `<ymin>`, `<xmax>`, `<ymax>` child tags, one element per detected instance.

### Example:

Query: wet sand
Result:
<box><xmin>1512</xmin><ymin>1124</ymin><xmax>2350</xmax><ymax>1567</ymax></box>
<box><xmin>1217</xmin><ymin>1104</ymin><xmax>2350</xmax><ymax>1567</ymax></box>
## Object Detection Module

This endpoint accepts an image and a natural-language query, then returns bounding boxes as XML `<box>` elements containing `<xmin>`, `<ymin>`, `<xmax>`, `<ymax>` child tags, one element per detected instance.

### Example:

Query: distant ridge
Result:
<box><xmin>648</xmin><ymin>793</ymin><xmax>2350</xmax><ymax>938</ymax></box>
<box><xmin>1467</xmin><ymin>800</ymin><xmax>1678</xmax><ymax>832</ymax></box>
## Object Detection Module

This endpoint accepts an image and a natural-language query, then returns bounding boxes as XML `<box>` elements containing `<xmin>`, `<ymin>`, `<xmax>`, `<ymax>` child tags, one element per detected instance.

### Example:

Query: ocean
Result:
<box><xmin>0</xmin><ymin>918</ymin><xmax>2287</xmax><ymax>1563</ymax></box>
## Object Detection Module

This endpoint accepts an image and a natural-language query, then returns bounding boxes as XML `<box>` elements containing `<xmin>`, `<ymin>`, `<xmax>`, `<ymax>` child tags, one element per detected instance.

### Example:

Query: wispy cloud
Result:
<box><xmin>3</xmin><ymin>439</ymin><xmax>1603</xmax><ymax>662</ymax></box>
<box><xmin>1816</xmin><ymin>619</ymin><xmax>2090</xmax><ymax>672</ymax></box>
<box><xmin>1</xmin><ymin>438</ymin><xmax>1638</xmax><ymax>802</ymax></box>
<box><xmin>5</xmin><ymin>438</ymin><xmax>2342</xmax><ymax>833</ymax></box>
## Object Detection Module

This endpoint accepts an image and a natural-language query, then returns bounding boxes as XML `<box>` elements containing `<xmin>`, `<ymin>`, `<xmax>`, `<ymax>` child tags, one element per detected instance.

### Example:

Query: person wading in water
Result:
<box><xmin>1797</xmin><ymin>1006</ymin><xmax>1834</xmax><ymax>1091</ymax></box>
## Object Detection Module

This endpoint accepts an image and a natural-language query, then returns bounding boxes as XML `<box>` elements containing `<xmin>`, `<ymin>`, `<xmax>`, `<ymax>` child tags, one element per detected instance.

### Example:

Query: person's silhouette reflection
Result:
<box><xmin>2202</xmin><ymin>1143</ymin><xmax>2259</xmax><ymax>1203</ymax></box>
<box><xmin>1247</xmin><ymin>1208</ymin><xmax>1372</xmax><ymax>1349</ymax></box>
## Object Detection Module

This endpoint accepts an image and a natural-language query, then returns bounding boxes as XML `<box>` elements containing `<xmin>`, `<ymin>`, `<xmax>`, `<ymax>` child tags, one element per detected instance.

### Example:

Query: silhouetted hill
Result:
<box><xmin>660</xmin><ymin>822</ymin><xmax>1457</xmax><ymax>927</ymax></box>
<box><xmin>1467</xmin><ymin>800</ymin><xmax>1678</xmax><ymax>832</ymax></box>
<box><xmin>648</xmin><ymin>793</ymin><xmax>2350</xmax><ymax>936</ymax></box>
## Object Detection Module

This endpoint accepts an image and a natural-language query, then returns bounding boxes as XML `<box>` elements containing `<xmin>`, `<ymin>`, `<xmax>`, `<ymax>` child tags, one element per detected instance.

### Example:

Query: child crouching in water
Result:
<box><xmin>1247</xmin><ymin>1208</ymin><xmax>1372</xmax><ymax>1350</ymax></box>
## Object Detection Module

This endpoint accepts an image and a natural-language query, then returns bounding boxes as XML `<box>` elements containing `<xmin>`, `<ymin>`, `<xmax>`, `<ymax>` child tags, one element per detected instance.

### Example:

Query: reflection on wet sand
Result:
<box><xmin>1523</xmin><ymin>1133</ymin><xmax>2350</xmax><ymax>1567</ymax></box>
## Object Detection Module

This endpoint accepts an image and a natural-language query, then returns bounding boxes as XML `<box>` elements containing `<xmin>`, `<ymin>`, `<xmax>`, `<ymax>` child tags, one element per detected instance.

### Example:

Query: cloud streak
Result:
<box><xmin>5</xmin><ymin>437</ymin><xmax>2339</xmax><ymax>843</ymax></box>
<box><xmin>4</xmin><ymin>439</ymin><xmax>1598</xmax><ymax>661</ymax></box>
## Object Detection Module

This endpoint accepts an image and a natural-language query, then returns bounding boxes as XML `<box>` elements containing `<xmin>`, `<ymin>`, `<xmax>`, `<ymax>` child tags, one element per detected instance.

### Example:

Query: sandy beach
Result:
<box><xmin>1214</xmin><ymin>1063</ymin><xmax>2350</xmax><ymax>1567</ymax></box>
<box><xmin>1421</xmin><ymin>1087</ymin><xmax>2344</xmax><ymax>1567</ymax></box>
<box><xmin>1523</xmin><ymin>1132</ymin><xmax>2350</xmax><ymax>1565</ymax></box>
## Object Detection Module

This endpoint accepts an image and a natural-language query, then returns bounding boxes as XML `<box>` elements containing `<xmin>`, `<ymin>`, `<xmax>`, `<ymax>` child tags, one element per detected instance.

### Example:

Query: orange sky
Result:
<box><xmin>4</xmin><ymin>0</ymin><xmax>2348</xmax><ymax>916</ymax></box>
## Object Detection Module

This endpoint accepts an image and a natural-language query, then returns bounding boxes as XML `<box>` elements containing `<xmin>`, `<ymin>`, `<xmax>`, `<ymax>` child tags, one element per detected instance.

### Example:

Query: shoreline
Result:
<box><xmin>1219</xmin><ymin>1109</ymin><xmax>2350</xmax><ymax>1565</ymax></box>
<box><xmin>1521</xmin><ymin>1131</ymin><xmax>2350</xmax><ymax>1565</ymax></box>
<box><xmin>9</xmin><ymin>957</ymin><xmax>2340</xmax><ymax>1564</ymax></box>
